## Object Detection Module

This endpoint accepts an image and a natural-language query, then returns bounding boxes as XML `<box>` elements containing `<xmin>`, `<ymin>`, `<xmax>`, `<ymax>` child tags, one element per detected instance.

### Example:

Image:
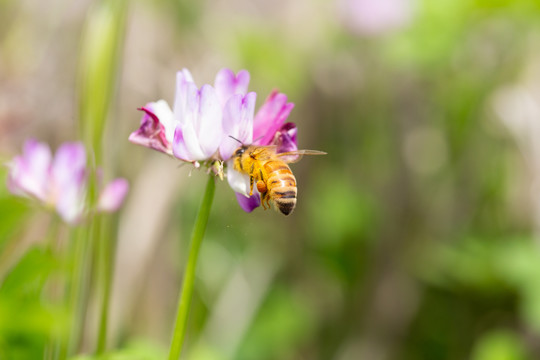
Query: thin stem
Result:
<box><xmin>168</xmin><ymin>175</ymin><xmax>215</xmax><ymax>360</ymax></box>
<box><xmin>96</xmin><ymin>216</ymin><xmax>113</xmax><ymax>354</ymax></box>
<box><xmin>44</xmin><ymin>216</ymin><xmax>62</xmax><ymax>360</ymax></box>
<box><xmin>65</xmin><ymin>225</ymin><xmax>93</xmax><ymax>357</ymax></box>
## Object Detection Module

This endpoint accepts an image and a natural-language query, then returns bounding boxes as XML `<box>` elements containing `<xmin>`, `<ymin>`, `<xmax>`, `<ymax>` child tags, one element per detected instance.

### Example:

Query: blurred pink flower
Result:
<box><xmin>130</xmin><ymin>68</ymin><xmax>301</xmax><ymax>213</ymax></box>
<box><xmin>97</xmin><ymin>178</ymin><xmax>130</xmax><ymax>213</ymax></box>
<box><xmin>7</xmin><ymin>139</ymin><xmax>129</xmax><ymax>224</ymax></box>
<box><xmin>338</xmin><ymin>0</ymin><xmax>415</xmax><ymax>36</ymax></box>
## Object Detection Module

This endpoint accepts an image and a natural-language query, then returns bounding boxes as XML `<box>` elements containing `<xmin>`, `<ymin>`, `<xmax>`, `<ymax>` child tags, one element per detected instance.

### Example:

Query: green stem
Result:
<box><xmin>44</xmin><ymin>216</ymin><xmax>62</xmax><ymax>360</ymax></box>
<box><xmin>96</xmin><ymin>216</ymin><xmax>113</xmax><ymax>354</ymax></box>
<box><xmin>168</xmin><ymin>175</ymin><xmax>215</xmax><ymax>360</ymax></box>
<box><xmin>65</xmin><ymin>225</ymin><xmax>92</xmax><ymax>357</ymax></box>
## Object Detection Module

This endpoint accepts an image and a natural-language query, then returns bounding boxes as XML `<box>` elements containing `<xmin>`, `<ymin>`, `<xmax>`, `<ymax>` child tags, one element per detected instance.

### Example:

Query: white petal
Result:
<box><xmin>181</xmin><ymin>121</ymin><xmax>206</xmax><ymax>161</ymax></box>
<box><xmin>173</xmin><ymin>70</ymin><xmax>197</xmax><ymax>126</ymax></box>
<box><xmin>52</xmin><ymin>142</ymin><xmax>86</xmax><ymax>188</ymax></box>
<box><xmin>148</xmin><ymin>100</ymin><xmax>175</xmax><ymax>144</ymax></box>
<box><xmin>226</xmin><ymin>162</ymin><xmax>250</xmax><ymax>196</ymax></box>
<box><xmin>56</xmin><ymin>181</ymin><xmax>85</xmax><ymax>224</ymax></box>
<box><xmin>10</xmin><ymin>139</ymin><xmax>52</xmax><ymax>200</ymax></box>
<box><xmin>196</xmin><ymin>85</ymin><xmax>222</xmax><ymax>158</ymax></box>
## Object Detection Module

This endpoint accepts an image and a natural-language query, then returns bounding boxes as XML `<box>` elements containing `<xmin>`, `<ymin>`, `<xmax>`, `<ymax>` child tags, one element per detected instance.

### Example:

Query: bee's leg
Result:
<box><xmin>261</xmin><ymin>192</ymin><xmax>269</xmax><ymax>210</ymax></box>
<box><xmin>266</xmin><ymin>194</ymin><xmax>272</xmax><ymax>210</ymax></box>
<box><xmin>249</xmin><ymin>176</ymin><xmax>254</xmax><ymax>196</ymax></box>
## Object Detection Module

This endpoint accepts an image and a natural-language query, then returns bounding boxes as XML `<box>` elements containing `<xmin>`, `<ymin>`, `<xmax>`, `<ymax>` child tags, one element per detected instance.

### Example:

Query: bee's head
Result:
<box><xmin>233</xmin><ymin>145</ymin><xmax>247</xmax><ymax>158</ymax></box>
<box><xmin>229</xmin><ymin>135</ymin><xmax>248</xmax><ymax>158</ymax></box>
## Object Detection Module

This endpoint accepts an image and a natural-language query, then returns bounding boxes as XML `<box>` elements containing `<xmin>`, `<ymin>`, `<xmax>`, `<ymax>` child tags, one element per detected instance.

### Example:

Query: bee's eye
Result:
<box><xmin>235</xmin><ymin>148</ymin><xmax>245</xmax><ymax>156</ymax></box>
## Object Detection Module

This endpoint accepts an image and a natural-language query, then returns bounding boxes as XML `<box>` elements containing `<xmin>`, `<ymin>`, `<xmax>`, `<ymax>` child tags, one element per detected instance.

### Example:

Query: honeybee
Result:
<box><xmin>232</xmin><ymin>145</ymin><xmax>326</xmax><ymax>215</ymax></box>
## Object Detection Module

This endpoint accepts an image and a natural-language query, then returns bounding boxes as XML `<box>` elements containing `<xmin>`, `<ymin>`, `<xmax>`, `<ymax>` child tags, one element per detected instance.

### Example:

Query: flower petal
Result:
<box><xmin>195</xmin><ymin>84</ymin><xmax>222</xmax><ymax>158</ymax></box>
<box><xmin>173</xmin><ymin>123</ymin><xmax>205</xmax><ymax>161</ymax></box>
<box><xmin>172</xmin><ymin>82</ymin><xmax>221</xmax><ymax>161</ymax></box>
<box><xmin>51</xmin><ymin>142</ymin><xmax>86</xmax><ymax>188</ymax></box>
<box><xmin>235</xmin><ymin>192</ymin><xmax>260</xmax><ymax>213</ymax></box>
<box><xmin>226</xmin><ymin>164</ymin><xmax>251</xmax><ymax>196</ymax></box>
<box><xmin>253</xmin><ymin>90</ymin><xmax>295</xmax><ymax>146</ymax></box>
<box><xmin>97</xmin><ymin>178</ymin><xmax>129</xmax><ymax>212</ymax></box>
<box><xmin>219</xmin><ymin>92</ymin><xmax>256</xmax><ymax>161</ymax></box>
<box><xmin>55</xmin><ymin>181</ymin><xmax>86</xmax><ymax>224</ymax></box>
<box><xmin>149</xmin><ymin>100</ymin><xmax>176</xmax><ymax>144</ymax></box>
<box><xmin>51</xmin><ymin>142</ymin><xmax>87</xmax><ymax>223</ymax></box>
<box><xmin>129</xmin><ymin>101</ymin><xmax>174</xmax><ymax>155</ymax></box>
<box><xmin>7</xmin><ymin>139</ymin><xmax>52</xmax><ymax>200</ymax></box>
<box><xmin>226</xmin><ymin>148</ymin><xmax>261</xmax><ymax>213</ymax></box>
<box><xmin>214</xmin><ymin>68</ymin><xmax>250</xmax><ymax>107</ymax></box>
<box><xmin>275</xmin><ymin>122</ymin><xmax>298</xmax><ymax>153</ymax></box>
<box><xmin>173</xmin><ymin>69</ymin><xmax>196</xmax><ymax>125</ymax></box>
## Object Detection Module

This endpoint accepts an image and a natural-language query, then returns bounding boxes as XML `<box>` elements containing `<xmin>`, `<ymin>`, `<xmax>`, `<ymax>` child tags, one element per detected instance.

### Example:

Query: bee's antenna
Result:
<box><xmin>229</xmin><ymin>135</ymin><xmax>243</xmax><ymax>144</ymax></box>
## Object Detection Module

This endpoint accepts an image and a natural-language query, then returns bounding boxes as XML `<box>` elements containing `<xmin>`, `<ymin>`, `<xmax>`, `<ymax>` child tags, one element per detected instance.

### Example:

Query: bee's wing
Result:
<box><xmin>275</xmin><ymin>149</ymin><xmax>327</xmax><ymax>163</ymax></box>
<box><xmin>251</xmin><ymin>146</ymin><xmax>277</xmax><ymax>161</ymax></box>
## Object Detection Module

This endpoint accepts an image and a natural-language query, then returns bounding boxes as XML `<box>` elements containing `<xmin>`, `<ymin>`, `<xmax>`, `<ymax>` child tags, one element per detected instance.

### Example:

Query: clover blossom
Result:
<box><xmin>129</xmin><ymin>68</ymin><xmax>256</xmax><ymax>165</ymax></box>
<box><xmin>7</xmin><ymin>139</ymin><xmax>129</xmax><ymax>224</ymax></box>
<box><xmin>129</xmin><ymin>68</ymin><xmax>299</xmax><ymax>213</ymax></box>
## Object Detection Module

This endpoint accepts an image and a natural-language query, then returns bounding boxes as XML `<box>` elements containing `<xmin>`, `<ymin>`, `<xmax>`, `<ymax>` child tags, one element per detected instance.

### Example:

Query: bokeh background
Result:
<box><xmin>2</xmin><ymin>0</ymin><xmax>540</xmax><ymax>359</ymax></box>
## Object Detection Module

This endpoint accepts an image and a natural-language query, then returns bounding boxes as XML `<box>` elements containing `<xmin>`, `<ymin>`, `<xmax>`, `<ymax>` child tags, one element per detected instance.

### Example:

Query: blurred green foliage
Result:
<box><xmin>78</xmin><ymin>0</ymin><xmax>127</xmax><ymax>164</ymax></box>
<box><xmin>2</xmin><ymin>0</ymin><xmax>540</xmax><ymax>359</ymax></box>
<box><xmin>0</xmin><ymin>247</ymin><xmax>67</xmax><ymax>359</ymax></box>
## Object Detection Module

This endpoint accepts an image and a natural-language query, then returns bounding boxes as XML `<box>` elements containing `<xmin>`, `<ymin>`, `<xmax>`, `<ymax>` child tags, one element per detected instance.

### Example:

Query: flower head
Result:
<box><xmin>7</xmin><ymin>139</ymin><xmax>129</xmax><ymax>224</ymax></box>
<box><xmin>130</xmin><ymin>68</ymin><xmax>301</xmax><ymax>213</ymax></box>
<box><xmin>130</xmin><ymin>68</ymin><xmax>257</xmax><ymax>166</ymax></box>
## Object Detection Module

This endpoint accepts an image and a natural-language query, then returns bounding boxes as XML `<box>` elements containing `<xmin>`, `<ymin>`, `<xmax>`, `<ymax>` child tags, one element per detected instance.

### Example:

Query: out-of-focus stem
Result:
<box><xmin>65</xmin><ymin>225</ymin><xmax>92</xmax><ymax>357</ymax></box>
<box><xmin>77</xmin><ymin>0</ymin><xmax>128</xmax><ymax>354</ymax></box>
<box><xmin>78</xmin><ymin>0</ymin><xmax>127</xmax><ymax>164</ymax></box>
<box><xmin>96</xmin><ymin>215</ymin><xmax>114</xmax><ymax>354</ymax></box>
<box><xmin>43</xmin><ymin>216</ymin><xmax>62</xmax><ymax>360</ymax></box>
<box><xmin>168</xmin><ymin>176</ymin><xmax>216</xmax><ymax>360</ymax></box>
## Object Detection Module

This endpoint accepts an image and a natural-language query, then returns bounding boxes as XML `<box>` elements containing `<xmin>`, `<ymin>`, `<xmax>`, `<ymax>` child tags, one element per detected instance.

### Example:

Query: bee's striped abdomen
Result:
<box><xmin>264</xmin><ymin>161</ymin><xmax>297</xmax><ymax>215</ymax></box>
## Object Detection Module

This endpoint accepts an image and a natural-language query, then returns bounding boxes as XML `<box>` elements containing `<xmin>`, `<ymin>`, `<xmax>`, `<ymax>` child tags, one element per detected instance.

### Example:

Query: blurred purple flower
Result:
<box><xmin>130</xmin><ymin>68</ymin><xmax>302</xmax><ymax>213</ymax></box>
<box><xmin>338</xmin><ymin>0</ymin><xmax>415</xmax><ymax>36</ymax></box>
<box><xmin>7</xmin><ymin>139</ymin><xmax>129</xmax><ymax>224</ymax></box>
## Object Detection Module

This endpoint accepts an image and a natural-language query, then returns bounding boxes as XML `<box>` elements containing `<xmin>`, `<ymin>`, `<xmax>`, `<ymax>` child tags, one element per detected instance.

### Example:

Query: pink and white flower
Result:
<box><xmin>129</xmin><ymin>68</ymin><xmax>300</xmax><ymax>213</ymax></box>
<box><xmin>129</xmin><ymin>68</ymin><xmax>256</xmax><ymax>165</ymax></box>
<box><xmin>7</xmin><ymin>139</ymin><xmax>129</xmax><ymax>224</ymax></box>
